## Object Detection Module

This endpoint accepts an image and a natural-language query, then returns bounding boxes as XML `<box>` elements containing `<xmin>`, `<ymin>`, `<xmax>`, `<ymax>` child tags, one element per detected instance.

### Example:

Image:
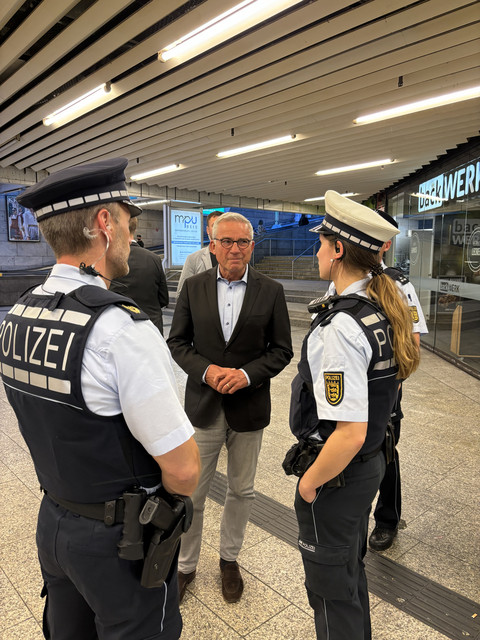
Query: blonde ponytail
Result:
<box><xmin>366</xmin><ymin>274</ymin><xmax>419</xmax><ymax>379</ymax></box>
<box><xmin>324</xmin><ymin>234</ymin><xmax>420</xmax><ymax>379</ymax></box>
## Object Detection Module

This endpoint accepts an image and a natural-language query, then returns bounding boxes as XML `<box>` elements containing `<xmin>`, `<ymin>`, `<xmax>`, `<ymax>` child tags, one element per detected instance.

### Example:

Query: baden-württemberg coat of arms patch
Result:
<box><xmin>324</xmin><ymin>372</ymin><xmax>344</xmax><ymax>406</ymax></box>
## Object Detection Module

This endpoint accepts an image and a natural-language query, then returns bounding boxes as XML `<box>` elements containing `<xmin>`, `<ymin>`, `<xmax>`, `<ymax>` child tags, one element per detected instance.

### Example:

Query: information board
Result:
<box><xmin>170</xmin><ymin>209</ymin><xmax>202</xmax><ymax>266</ymax></box>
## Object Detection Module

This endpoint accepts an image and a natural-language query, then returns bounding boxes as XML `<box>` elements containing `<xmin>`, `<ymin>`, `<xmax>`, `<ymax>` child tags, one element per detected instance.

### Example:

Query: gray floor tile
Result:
<box><xmin>239</xmin><ymin>535</ymin><xmax>312</xmax><ymax>617</ymax></box>
<box><xmin>180</xmin><ymin>598</ymin><xmax>242</xmax><ymax>639</ymax></box>
<box><xmin>244</xmin><ymin>604</ymin><xmax>314</xmax><ymax>639</ymax></box>
<box><xmin>0</xmin><ymin>570</ymin><xmax>32</xmax><ymax>632</ymax></box>
<box><xmin>0</xmin><ymin>535</ymin><xmax>44</xmax><ymax>622</ymax></box>
<box><xmin>186</xmin><ymin>543</ymin><xmax>290</xmax><ymax>637</ymax></box>
<box><xmin>0</xmin><ymin>617</ymin><xmax>44</xmax><ymax>640</ymax></box>
<box><xmin>404</xmin><ymin>506</ymin><xmax>480</xmax><ymax>567</ymax></box>
<box><xmin>396</xmin><ymin>541</ymin><xmax>480</xmax><ymax>602</ymax></box>
<box><xmin>370</xmin><ymin>600</ymin><xmax>449</xmax><ymax>639</ymax></box>
<box><xmin>0</xmin><ymin>482</ymin><xmax>40</xmax><ymax>546</ymax></box>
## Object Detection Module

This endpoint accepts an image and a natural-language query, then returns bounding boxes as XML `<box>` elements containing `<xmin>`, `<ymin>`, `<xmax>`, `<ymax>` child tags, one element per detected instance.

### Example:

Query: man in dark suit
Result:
<box><xmin>111</xmin><ymin>218</ymin><xmax>169</xmax><ymax>334</ymax></box>
<box><xmin>168</xmin><ymin>212</ymin><xmax>293</xmax><ymax>604</ymax></box>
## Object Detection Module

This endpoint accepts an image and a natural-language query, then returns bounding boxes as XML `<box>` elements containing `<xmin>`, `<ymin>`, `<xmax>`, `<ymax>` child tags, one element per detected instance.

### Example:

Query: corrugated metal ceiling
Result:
<box><xmin>1</xmin><ymin>0</ymin><xmax>479</xmax><ymax>204</ymax></box>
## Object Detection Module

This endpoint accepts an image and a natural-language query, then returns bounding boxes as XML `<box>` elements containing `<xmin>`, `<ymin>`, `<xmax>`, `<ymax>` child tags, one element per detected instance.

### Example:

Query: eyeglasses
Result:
<box><xmin>214</xmin><ymin>237</ymin><xmax>252</xmax><ymax>249</ymax></box>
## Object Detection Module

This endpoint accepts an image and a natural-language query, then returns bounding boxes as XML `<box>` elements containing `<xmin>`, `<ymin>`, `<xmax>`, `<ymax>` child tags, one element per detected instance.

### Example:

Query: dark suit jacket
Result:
<box><xmin>167</xmin><ymin>267</ymin><xmax>293</xmax><ymax>431</ymax></box>
<box><xmin>110</xmin><ymin>242</ymin><xmax>169</xmax><ymax>334</ymax></box>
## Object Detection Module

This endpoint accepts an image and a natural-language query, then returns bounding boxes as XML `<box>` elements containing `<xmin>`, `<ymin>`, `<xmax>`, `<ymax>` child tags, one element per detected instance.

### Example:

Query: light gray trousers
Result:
<box><xmin>178</xmin><ymin>408</ymin><xmax>263</xmax><ymax>573</ymax></box>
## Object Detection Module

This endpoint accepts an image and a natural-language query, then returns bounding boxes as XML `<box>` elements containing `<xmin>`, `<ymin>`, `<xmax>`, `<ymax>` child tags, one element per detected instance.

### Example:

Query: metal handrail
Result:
<box><xmin>291</xmin><ymin>239</ymin><xmax>319</xmax><ymax>279</ymax></box>
<box><xmin>251</xmin><ymin>237</ymin><xmax>271</xmax><ymax>267</ymax></box>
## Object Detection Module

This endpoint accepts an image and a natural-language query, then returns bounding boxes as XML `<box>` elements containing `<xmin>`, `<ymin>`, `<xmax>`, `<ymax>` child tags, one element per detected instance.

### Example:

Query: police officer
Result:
<box><xmin>287</xmin><ymin>191</ymin><xmax>420</xmax><ymax>640</ymax></box>
<box><xmin>0</xmin><ymin>158</ymin><xmax>200</xmax><ymax>640</ymax></box>
<box><xmin>368</xmin><ymin>210</ymin><xmax>428</xmax><ymax>552</ymax></box>
<box><xmin>324</xmin><ymin>211</ymin><xmax>428</xmax><ymax>552</ymax></box>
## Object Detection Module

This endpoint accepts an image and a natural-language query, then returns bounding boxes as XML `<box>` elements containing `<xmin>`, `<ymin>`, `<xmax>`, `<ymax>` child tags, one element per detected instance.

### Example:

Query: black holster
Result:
<box><xmin>384</xmin><ymin>421</ymin><xmax>396</xmax><ymax>465</ymax></box>
<box><xmin>283</xmin><ymin>439</ymin><xmax>323</xmax><ymax>477</ymax></box>
<box><xmin>282</xmin><ymin>439</ymin><xmax>344</xmax><ymax>487</ymax></box>
<box><xmin>139</xmin><ymin>489</ymin><xmax>193</xmax><ymax>589</ymax></box>
<box><xmin>117</xmin><ymin>488</ymin><xmax>147</xmax><ymax>561</ymax></box>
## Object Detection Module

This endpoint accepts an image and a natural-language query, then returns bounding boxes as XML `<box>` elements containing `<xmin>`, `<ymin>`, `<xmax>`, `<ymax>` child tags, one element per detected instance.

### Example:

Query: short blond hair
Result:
<box><xmin>39</xmin><ymin>202</ymin><xmax>121</xmax><ymax>258</ymax></box>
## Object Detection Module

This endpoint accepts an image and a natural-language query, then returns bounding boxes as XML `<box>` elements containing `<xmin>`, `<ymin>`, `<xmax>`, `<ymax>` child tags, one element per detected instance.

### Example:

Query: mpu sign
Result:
<box><xmin>417</xmin><ymin>160</ymin><xmax>480</xmax><ymax>212</ymax></box>
<box><xmin>174</xmin><ymin>213</ymin><xmax>199</xmax><ymax>228</ymax></box>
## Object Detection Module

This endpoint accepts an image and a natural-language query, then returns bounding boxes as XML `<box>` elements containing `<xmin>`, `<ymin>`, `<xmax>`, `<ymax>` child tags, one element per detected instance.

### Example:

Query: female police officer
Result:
<box><xmin>287</xmin><ymin>191</ymin><xmax>419</xmax><ymax>640</ymax></box>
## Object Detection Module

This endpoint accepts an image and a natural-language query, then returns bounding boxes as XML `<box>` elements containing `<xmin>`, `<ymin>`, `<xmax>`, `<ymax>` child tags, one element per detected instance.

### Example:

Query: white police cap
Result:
<box><xmin>310</xmin><ymin>190</ymin><xmax>399</xmax><ymax>252</ymax></box>
<box><xmin>16</xmin><ymin>157</ymin><xmax>142</xmax><ymax>221</ymax></box>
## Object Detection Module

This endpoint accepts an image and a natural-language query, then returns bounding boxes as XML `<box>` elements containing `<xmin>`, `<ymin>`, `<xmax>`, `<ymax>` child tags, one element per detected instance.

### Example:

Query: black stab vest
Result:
<box><xmin>289</xmin><ymin>295</ymin><xmax>399</xmax><ymax>454</ymax></box>
<box><xmin>0</xmin><ymin>285</ymin><xmax>163</xmax><ymax>503</ymax></box>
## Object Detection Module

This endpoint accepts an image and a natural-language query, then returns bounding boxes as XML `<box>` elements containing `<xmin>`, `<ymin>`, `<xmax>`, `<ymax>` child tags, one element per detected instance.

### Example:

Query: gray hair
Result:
<box><xmin>212</xmin><ymin>212</ymin><xmax>254</xmax><ymax>240</ymax></box>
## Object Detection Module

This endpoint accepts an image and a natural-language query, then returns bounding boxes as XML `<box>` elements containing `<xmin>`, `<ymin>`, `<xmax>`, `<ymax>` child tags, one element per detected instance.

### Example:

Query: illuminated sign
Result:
<box><xmin>417</xmin><ymin>160</ymin><xmax>480</xmax><ymax>212</ymax></box>
<box><xmin>170</xmin><ymin>209</ymin><xmax>202</xmax><ymax>265</ymax></box>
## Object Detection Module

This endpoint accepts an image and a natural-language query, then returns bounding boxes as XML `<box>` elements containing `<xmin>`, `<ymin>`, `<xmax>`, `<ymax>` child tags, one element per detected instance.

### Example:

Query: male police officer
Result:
<box><xmin>0</xmin><ymin>158</ymin><xmax>200</xmax><ymax>640</ymax></box>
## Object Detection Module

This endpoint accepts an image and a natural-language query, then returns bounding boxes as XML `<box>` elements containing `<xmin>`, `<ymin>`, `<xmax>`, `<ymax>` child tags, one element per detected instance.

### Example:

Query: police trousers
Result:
<box><xmin>373</xmin><ymin>419</ymin><xmax>401</xmax><ymax>530</ymax></box>
<box><xmin>295</xmin><ymin>452</ymin><xmax>385</xmax><ymax>640</ymax></box>
<box><xmin>37</xmin><ymin>494</ymin><xmax>182</xmax><ymax>640</ymax></box>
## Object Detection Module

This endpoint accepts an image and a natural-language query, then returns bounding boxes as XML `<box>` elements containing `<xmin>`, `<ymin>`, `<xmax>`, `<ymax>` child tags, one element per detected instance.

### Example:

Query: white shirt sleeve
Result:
<box><xmin>307</xmin><ymin>313</ymin><xmax>372</xmax><ymax>423</ymax></box>
<box><xmin>398</xmin><ymin>280</ymin><xmax>428</xmax><ymax>334</ymax></box>
<box><xmin>81</xmin><ymin>307</ymin><xmax>194</xmax><ymax>457</ymax></box>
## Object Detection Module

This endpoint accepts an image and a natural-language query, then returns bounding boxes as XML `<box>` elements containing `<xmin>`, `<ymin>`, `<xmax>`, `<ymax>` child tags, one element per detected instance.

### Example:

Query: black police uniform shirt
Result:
<box><xmin>290</xmin><ymin>278</ymin><xmax>398</xmax><ymax>455</ymax></box>
<box><xmin>0</xmin><ymin>264</ymin><xmax>194</xmax><ymax>500</ymax></box>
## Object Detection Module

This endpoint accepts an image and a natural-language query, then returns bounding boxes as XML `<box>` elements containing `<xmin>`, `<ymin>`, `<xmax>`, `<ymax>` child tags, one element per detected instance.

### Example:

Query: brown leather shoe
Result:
<box><xmin>178</xmin><ymin>570</ymin><xmax>196</xmax><ymax>603</ymax></box>
<box><xmin>220</xmin><ymin>559</ymin><xmax>244</xmax><ymax>603</ymax></box>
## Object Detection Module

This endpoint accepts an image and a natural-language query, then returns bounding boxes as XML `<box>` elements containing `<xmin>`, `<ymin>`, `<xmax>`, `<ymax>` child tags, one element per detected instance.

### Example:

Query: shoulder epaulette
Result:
<box><xmin>70</xmin><ymin>285</ymin><xmax>149</xmax><ymax>321</ymax></box>
<box><xmin>384</xmin><ymin>266</ymin><xmax>409</xmax><ymax>285</ymax></box>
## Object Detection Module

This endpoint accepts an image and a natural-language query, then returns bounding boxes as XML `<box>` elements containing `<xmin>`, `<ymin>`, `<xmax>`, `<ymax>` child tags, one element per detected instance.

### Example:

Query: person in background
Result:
<box><xmin>0</xmin><ymin>157</ymin><xmax>200</xmax><ymax>640</ymax></box>
<box><xmin>136</xmin><ymin>233</ymin><xmax>144</xmax><ymax>247</ymax></box>
<box><xmin>176</xmin><ymin>211</ymin><xmax>224</xmax><ymax>296</ymax></box>
<box><xmin>111</xmin><ymin>216</ymin><xmax>169</xmax><ymax>335</ymax></box>
<box><xmin>367</xmin><ymin>209</ymin><xmax>428</xmax><ymax>551</ymax></box>
<box><xmin>168</xmin><ymin>212</ymin><xmax>293</xmax><ymax>604</ymax></box>
<box><xmin>286</xmin><ymin>191</ymin><xmax>419</xmax><ymax>640</ymax></box>
<box><xmin>256</xmin><ymin>219</ymin><xmax>266</xmax><ymax>235</ymax></box>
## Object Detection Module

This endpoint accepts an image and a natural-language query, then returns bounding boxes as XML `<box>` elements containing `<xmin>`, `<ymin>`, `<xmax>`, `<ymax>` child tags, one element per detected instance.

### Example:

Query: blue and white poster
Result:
<box><xmin>170</xmin><ymin>209</ymin><xmax>202</xmax><ymax>266</ymax></box>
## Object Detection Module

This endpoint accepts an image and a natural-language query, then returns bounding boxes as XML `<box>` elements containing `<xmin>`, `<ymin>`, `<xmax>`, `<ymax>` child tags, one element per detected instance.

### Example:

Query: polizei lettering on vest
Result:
<box><xmin>372</xmin><ymin>325</ymin><xmax>393</xmax><ymax>357</ymax></box>
<box><xmin>0</xmin><ymin>319</ymin><xmax>75</xmax><ymax>372</ymax></box>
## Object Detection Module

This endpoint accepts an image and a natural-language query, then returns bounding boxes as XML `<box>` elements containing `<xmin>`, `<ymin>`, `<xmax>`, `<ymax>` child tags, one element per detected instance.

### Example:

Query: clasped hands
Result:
<box><xmin>205</xmin><ymin>364</ymin><xmax>248</xmax><ymax>394</ymax></box>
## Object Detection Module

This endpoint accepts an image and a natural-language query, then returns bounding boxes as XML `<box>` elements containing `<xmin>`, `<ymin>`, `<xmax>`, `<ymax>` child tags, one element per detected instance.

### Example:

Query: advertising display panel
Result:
<box><xmin>170</xmin><ymin>208</ymin><xmax>202</xmax><ymax>267</ymax></box>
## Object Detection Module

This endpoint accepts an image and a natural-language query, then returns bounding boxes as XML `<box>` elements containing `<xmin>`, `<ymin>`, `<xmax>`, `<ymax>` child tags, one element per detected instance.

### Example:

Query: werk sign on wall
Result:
<box><xmin>416</xmin><ymin>159</ymin><xmax>480</xmax><ymax>213</ymax></box>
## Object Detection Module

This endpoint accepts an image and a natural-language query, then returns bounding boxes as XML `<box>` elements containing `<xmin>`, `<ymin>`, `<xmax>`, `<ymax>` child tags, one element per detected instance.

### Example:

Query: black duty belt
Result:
<box><xmin>44</xmin><ymin>490</ymin><xmax>125</xmax><ymax>526</ymax></box>
<box><xmin>351</xmin><ymin>444</ymin><xmax>383</xmax><ymax>464</ymax></box>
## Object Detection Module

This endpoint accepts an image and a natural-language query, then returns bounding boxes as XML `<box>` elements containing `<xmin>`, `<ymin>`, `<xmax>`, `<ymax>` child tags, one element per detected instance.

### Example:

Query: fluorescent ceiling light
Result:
<box><xmin>304</xmin><ymin>192</ymin><xmax>357</xmax><ymax>202</ymax></box>
<box><xmin>43</xmin><ymin>83</ymin><xmax>111</xmax><ymax>126</ymax></box>
<box><xmin>133</xmin><ymin>199</ymin><xmax>169</xmax><ymax>206</ymax></box>
<box><xmin>315</xmin><ymin>159</ymin><xmax>394</xmax><ymax>176</ymax></box>
<box><xmin>130</xmin><ymin>164</ymin><xmax>181</xmax><ymax>181</ymax></box>
<box><xmin>411</xmin><ymin>192</ymin><xmax>447</xmax><ymax>203</ymax></box>
<box><xmin>217</xmin><ymin>134</ymin><xmax>296</xmax><ymax>158</ymax></box>
<box><xmin>0</xmin><ymin>134</ymin><xmax>21</xmax><ymax>152</ymax></box>
<box><xmin>158</xmin><ymin>0</ymin><xmax>303</xmax><ymax>62</ymax></box>
<box><xmin>353</xmin><ymin>85</ymin><xmax>480</xmax><ymax>125</ymax></box>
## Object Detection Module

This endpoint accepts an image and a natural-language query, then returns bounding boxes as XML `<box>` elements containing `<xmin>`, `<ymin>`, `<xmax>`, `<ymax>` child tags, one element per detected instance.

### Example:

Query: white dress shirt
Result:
<box><xmin>34</xmin><ymin>264</ymin><xmax>194</xmax><ymax>457</ymax></box>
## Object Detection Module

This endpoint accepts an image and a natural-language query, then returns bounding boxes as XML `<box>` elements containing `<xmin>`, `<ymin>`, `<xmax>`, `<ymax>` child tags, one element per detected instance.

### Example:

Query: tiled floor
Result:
<box><xmin>0</xmin><ymin>295</ymin><xmax>479</xmax><ymax>639</ymax></box>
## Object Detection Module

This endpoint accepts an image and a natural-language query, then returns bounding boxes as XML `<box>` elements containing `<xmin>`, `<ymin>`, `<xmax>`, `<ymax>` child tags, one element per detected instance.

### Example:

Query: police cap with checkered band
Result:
<box><xmin>16</xmin><ymin>157</ymin><xmax>142</xmax><ymax>221</ymax></box>
<box><xmin>310</xmin><ymin>190</ymin><xmax>399</xmax><ymax>252</ymax></box>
